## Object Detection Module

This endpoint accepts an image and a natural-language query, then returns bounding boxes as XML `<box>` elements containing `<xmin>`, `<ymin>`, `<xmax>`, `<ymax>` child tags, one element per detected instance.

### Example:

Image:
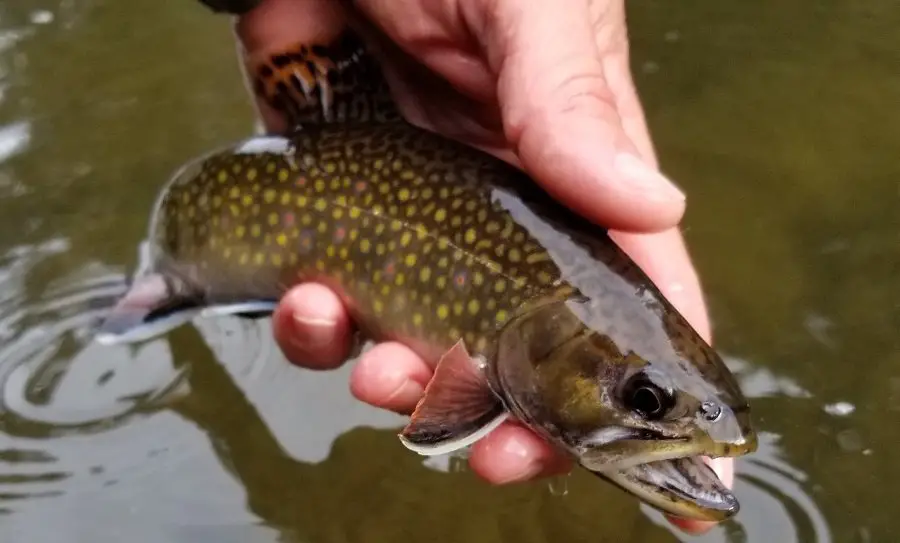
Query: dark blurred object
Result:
<box><xmin>196</xmin><ymin>0</ymin><xmax>263</xmax><ymax>15</ymax></box>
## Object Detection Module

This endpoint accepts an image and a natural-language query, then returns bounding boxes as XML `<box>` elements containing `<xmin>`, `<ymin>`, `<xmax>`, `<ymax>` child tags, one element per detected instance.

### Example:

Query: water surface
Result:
<box><xmin>0</xmin><ymin>1</ymin><xmax>896</xmax><ymax>541</ymax></box>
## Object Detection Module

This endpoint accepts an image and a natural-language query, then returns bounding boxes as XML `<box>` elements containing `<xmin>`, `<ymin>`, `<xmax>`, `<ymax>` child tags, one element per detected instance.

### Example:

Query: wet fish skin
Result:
<box><xmin>96</xmin><ymin>29</ymin><xmax>757</xmax><ymax>521</ymax></box>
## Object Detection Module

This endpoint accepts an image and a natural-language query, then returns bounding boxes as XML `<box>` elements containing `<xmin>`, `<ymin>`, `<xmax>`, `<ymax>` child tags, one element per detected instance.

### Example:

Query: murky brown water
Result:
<box><xmin>0</xmin><ymin>1</ymin><xmax>896</xmax><ymax>541</ymax></box>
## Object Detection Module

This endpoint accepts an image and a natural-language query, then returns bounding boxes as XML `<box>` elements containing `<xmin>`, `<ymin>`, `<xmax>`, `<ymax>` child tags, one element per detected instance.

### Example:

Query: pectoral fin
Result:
<box><xmin>94</xmin><ymin>273</ymin><xmax>200</xmax><ymax>346</ymax></box>
<box><xmin>399</xmin><ymin>340</ymin><xmax>508</xmax><ymax>456</ymax></box>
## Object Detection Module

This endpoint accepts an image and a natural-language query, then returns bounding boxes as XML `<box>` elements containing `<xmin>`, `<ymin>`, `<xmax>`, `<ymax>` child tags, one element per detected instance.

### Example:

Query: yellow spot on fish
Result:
<box><xmin>436</xmin><ymin>276</ymin><xmax>447</xmax><ymax>289</ymax></box>
<box><xmin>422</xmin><ymin>187</ymin><xmax>433</xmax><ymax>199</ymax></box>
<box><xmin>406</xmin><ymin>205</ymin><xmax>417</xmax><ymax>218</ymax></box>
<box><xmin>450</xmin><ymin>216</ymin><xmax>462</xmax><ymax>227</ymax></box>
<box><xmin>250</xmin><ymin>224</ymin><xmax>261</xmax><ymax>237</ymax></box>
<box><xmin>314</xmin><ymin>198</ymin><xmax>327</xmax><ymax>212</ymax></box>
<box><xmin>437</xmin><ymin>304</ymin><xmax>449</xmax><ymax>320</ymax></box>
<box><xmin>236</xmin><ymin>225</ymin><xmax>246</xmax><ymax>238</ymax></box>
<box><xmin>333</xmin><ymin>208</ymin><xmax>344</xmax><ymax>220</ymax></box>
<box><xmin>297</xmin><ymin>195</ymin><xmax>307</xmax><ymax>207</ymax></box>
<box><xmin>537</xmin><ymin>271</ymin><xmax>554</xmax><ymax>284</ymax></box>
<box><xmin>324</xmin><ymin>162</ymin><xmax>337</xmax><ymax>174</ymax></box>
<box><xmin>276</xmin><ymin>233</ymin><xmax>287</xmax><ymax>246</ymax></box>
<box><xmin>315</xmin><ymin>179</ymin><xmax>326</xmax><ymax>192</ymax></box>
<box><xmin>345</xmin><ymin>261</ymin><xmax>354</xmax><ymax>273</ymax></box>
<box><xmin>268</xmin><ymin>213</ymin><xmax>279</xmax><ymax>226</ymax></box>
<box><xmin>326</xmin><ymin>246</ymin><xmax>335</xmax><ymax>258</ymax></box>
<box><xmin>464</xmin><ymin>228</ymin><xmax>477</xmax><ymax>244</ymax></box>
<box><xmin>405</xmin><ymin>254</ymin><xmax>417</xmax><ymax>267</ymax></box>
<box><xmin>413</xmin><ymin>313</ymin><xmax>424</xmax><ymax>327</ymax></box>
<box><xmin>317</xmin><ymin>221</ymin><xmax>328</xmax><ymax>234</ymax></box>
<box><xmin>264</xmin><ymin>189</ymin><xmax>276</xmax><ymax>203</ymax></box>
<box><xmin>212</xmin><ymin>195</ymin><xmax>222</xmax><ymax>208</ymax></box>
<box><xmin>526</xmin><ymin>252</ymin><xmax>550</xmax><ymax>264</ymax></box>
<box><xmin>373</xmin><ymin>299</ymin><xmax>384</xmax><ymax>314</ymax></box>
<box><xmin>271</xmin><ymin>254</ymin><xmax>283</xmax><ymax>266</ymax></box>
<box><xmin>242</xmin><ymin>195</ymin><xmax>253</xmax><ymax>207</ymax></box>
<box><xmin>486</xmin><ymin>221</ymin><xmax>500</xmax><ymax>234</ymax></box>
<box><xmin>508</xmin><ymin>248</ymin><xmax>522</xmax><ymax>263</ymax></box>
<box><xmin>451</xmin><ymin>199</ymin><xmax>463</xmax><ymax>210</ymax></box>
<box><xmin>278</xmin><ymin>169</ymin><xmax>289</xmax><ymax>182</ymax></box>
<box><xmin>247</xmin><ymin>168</ymin><xmax>258</xmax><ymax>181</ymax></box>
<box><xmin>254</xmin><ymin>253</ymin><xmax>265</xmax><ymax>265</ymax></box>
<box><xmin>349</xmin><ymin>207</ymin><xmax>361</xmax><ymax>219</ymax></box>
<box><xmin>229</xmin><ymin>187</ymin><xmax>240</xmax><ymax>199</ymax></box>
<box><xmin>398</xmin><ymin>188</ymin><xmax>410</xmax><ymax>201</ymax></box>
<box><xmin>453</xmin><ymin>302</ymin><xmax>464</xmax><ymax>316</ymax></box>
<box><xmin>239</xmin><ymin>253</ymin><xmax>248</xmax><ymax>265</ymax></box>
<box><xmin>473</xmin><ymin>272</ymin><xmax>484</xmax><ymax>286</ymax></box>
<box><xmin>394</xmin><ymin>273</ymin><xmax>405</xmax><ymax>286</ymax></box>
<box><xmin>496</xmin><ymin>309</ymin><xmax>508</xmax><ymax>322</ymax></box>
<box><xmin>400</xmin><ymin>232</ymin><xmax>412</xmax><ymax>247</ymax></box>
<box><xmin>419</xmin><ymin>267</ymin><xmax>431</xmax><ymax>283</ymax></box>
<box><xmin>218</xmin><ymin>171</ymin><xmax>228</xmax><ymax>183</ymax></box>
<box><xmin>495</xmin><ymin>279</ymin><xmax>507</xmax><ymax>293</ymax></box>
<box><xmin>360</xmin><ymin>239</ymin><xmax>371</xmax><ymax>253</ymax></box>
<box><xmin>434</xmin><ymin>209</ymin><xmax>447</xmax><ymax>222</ymax></box>
<box><xmin>468</xmin><ymin>300</ymin><xmax>480</xmax><ymax>315</ymax></box>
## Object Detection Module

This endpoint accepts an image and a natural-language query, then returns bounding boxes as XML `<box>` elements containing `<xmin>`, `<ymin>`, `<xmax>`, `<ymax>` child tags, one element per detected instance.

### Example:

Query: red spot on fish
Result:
<box><xmin>283</xmin><ymin>212</ymin><xmax>295</xmax><ymax>226</ymax></box>
<box><xmin>334</xmin><ymin>226</ymin><xmax>347</xmax><ymax>242</ymax></box>
<box><xmin>454</xmin><ymin>271</ymin><xmax>467</xmax><ymax>288</ymax></box>
<box><xmin>296</xmin><ymin>177</ymin><xmax>307</xmax><ymax>187</ymax></box>
<box><xmin>384</xmin><ymin>259</ymin><xmax>396</xmax><ymax>277</ymax></box>
<box><xmin>354</xmin><ymin>181</ymin><xmax>367</xmax><ymax>193</ymax></box>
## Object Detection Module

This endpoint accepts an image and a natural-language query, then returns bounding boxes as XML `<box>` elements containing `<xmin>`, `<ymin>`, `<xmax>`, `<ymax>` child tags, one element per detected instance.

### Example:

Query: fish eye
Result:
<box><xmin>700</xmin><ymin>401</ymin><xmax>723</xmax><ymax>422</ymax></box>
<box><xmin>622</xmin><ymin>375</ymin><xmax>675</xmax><ymax>420</ymax></box>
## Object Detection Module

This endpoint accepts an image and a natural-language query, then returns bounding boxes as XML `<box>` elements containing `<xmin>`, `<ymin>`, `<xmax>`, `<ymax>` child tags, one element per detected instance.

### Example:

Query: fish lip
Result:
<box><xmin>593</xmin><ymin>455</ymin><xmax>738</xmax><ymax>522</ymax></box>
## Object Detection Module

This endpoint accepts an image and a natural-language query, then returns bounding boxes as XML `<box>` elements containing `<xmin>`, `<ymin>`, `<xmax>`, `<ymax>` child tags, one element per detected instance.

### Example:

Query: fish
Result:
<box><xmin>95</xmin><ymin>30</ymin><xmax>757</xmax><ymax>521</ymax></box>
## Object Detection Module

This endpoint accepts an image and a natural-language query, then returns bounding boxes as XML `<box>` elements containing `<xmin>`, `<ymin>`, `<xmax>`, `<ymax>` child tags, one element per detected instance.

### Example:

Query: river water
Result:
<box><xmin>0</xmin><ymin>1</ymin><xmax>897</xmax><ymax>542</ymax></box>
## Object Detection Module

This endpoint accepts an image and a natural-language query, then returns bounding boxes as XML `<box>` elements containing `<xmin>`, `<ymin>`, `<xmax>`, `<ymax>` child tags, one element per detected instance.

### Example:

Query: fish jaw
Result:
<box><xmin>593</xmin><ymin>456</ymin><xmax>738</xmax><ymax>522</ymax></box>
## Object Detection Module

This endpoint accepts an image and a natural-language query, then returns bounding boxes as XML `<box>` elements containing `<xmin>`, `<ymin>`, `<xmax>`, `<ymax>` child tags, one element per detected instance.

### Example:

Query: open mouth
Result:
<box><xmin>594</xmin><ymin>455</ymin><xmax>738</xmax><ymax>522</ymax></box>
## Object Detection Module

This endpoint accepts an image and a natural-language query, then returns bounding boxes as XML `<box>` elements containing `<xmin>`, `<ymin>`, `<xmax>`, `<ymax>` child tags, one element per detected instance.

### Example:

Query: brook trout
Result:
<box><xmin>96</xmin><ymin>31</ymin><xmax>757</xmax><ymax>521</ymax></box>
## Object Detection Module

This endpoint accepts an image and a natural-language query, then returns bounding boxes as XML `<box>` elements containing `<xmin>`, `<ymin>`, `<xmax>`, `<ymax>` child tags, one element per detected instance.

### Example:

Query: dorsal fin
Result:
<box><xmin>248</xmin><ymin>30</ymin><xmax>402</xmax><ymax>129</ymax></box>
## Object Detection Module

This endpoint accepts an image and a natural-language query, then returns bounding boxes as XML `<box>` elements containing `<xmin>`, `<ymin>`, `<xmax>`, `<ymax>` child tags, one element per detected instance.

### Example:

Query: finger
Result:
<box><xmin>469</xmin><ymin>421</ymin><xmax>572</xmax><ymax>484</ymax></box>
<box><xmin>666</xmin><ymin>457</ymin><xmax>735</xmax><ymax>535</ymax></box>
<box><xmin>610</xmin><ymin>227</ymin><xmax>712</xmax><ymax>344</ymax></box>
<box><xmin>349</xmin><ymin>342</ymin><xmax>433</xmax><ymax>413</ymax></box>
<box><xmin>272</xmin><ymin>283</ymin><xmax>354</xmax><ymax>369</ymax></box>
<box><xmin>467</xmin><ymin>0</ymin><xmax>685</xmax><ymax>233</ymax></box>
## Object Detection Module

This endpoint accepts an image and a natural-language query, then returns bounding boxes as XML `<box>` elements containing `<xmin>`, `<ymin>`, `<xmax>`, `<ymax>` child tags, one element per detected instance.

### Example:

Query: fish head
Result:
<box><xmin>492</xmin><ymin>296</ymin><xmax>757</xmax><ymax>520</ymax></box>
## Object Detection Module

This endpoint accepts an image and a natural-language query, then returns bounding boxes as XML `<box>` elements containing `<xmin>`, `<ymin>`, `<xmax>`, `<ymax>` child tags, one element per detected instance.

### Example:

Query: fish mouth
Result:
<box><xmin>593</xmin><ymin>455</ymin><xmax>738</xmax><ymax>522</ymax></box>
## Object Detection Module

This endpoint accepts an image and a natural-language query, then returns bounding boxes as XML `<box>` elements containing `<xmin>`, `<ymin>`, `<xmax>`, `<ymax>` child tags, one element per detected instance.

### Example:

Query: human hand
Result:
<box><xmin>221</xmin><ymin>0</ymin><xmax>732</xmax><ymax>534</ymax></box>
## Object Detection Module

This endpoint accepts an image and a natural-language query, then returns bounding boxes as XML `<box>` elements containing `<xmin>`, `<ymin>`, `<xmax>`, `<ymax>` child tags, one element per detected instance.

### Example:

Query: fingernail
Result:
<box><xmin>614</xmin><ymin>152</ymin><xmax>686</xmax><ymax>201</ymax></box>
<box><xmin>494</xmin><ymin>435</ymin><xmax>544</xmax><ymax>484</ymax></box>
<box><xmin>291</xmin><ymin>313</ymin><xmax>338</xmax><ymax>349</ymax></box>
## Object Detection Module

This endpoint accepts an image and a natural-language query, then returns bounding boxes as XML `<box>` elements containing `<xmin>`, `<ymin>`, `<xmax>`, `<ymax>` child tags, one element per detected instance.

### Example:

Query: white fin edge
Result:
<box><xmin>398</xmin><ymin>411</ymin><xmax>510</xmax><ymax>457</ymax></box>
<box><xmin>199</xmin><ymin>302</ymin><xmax>278</xmax><ymax>318</ymax></box>
<box><xmin>94</xmin><ymin>309</ymin><xmax>202</xmax><ymax>346</ymax></box>
<box><xmin>233</xmin><ymin>136</ymin><xmax>292</xmax><ymax>155</ymax></box>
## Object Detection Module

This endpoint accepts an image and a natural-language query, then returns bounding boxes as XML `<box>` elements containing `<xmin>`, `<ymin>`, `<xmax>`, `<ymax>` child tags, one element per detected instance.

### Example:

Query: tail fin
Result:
<box><xmin>248</xmin><ymin>30</ymin><xmax>402</xmax><ymax>129</ymax></box>
<box><xmin>94</xmin><ymin>273</ymin><xmax>201</xmax><ymax>346</ymax></box>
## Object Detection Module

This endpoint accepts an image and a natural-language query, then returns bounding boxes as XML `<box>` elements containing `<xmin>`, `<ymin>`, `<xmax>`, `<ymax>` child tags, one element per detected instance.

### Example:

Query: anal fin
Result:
<box><xmin>399</xmin><ymin>340</ymin><xmax>508</xmax><ymax>456</ymax></box>
<box><xmin>199</xmin><ymin>301</ymin><xmax>278</xmax><ymax>320</ymax></box>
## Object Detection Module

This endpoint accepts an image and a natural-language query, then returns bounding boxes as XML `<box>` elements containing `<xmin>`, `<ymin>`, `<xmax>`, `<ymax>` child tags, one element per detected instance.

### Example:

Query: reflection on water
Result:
<box><xmin>0</xmin><ymin>0</ymin><xmax>897</xmax><ymax>541</ymax></box>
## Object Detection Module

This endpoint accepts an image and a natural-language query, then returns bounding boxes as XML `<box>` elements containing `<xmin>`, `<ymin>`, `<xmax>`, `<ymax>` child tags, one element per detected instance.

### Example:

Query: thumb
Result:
<box><xmin>474</xmin><ymin>0</ymin><xmax>686</xmax><ymax>232</ymax></box>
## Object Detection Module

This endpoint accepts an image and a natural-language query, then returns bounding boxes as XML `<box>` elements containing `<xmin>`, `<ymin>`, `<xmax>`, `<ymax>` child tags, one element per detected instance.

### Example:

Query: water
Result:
<box><xmin>0</xmin><ymin>0</ymin><xmax>897</xmax><ymax>541</ymax></box>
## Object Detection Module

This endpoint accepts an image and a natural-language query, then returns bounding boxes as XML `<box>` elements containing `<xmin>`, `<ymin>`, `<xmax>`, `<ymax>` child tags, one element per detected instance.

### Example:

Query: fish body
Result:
<box><xmin>96</xmin><ymin>31</ymin><xmax>757</xmax><ymax>521</ymax></box>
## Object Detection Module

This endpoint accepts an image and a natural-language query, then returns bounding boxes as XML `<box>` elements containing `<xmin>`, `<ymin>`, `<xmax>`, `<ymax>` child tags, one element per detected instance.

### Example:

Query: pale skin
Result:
<box><xmin>227</xmin><ymin>0</ymin><xmax>733</xmax><ymax>534</ymax></box>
